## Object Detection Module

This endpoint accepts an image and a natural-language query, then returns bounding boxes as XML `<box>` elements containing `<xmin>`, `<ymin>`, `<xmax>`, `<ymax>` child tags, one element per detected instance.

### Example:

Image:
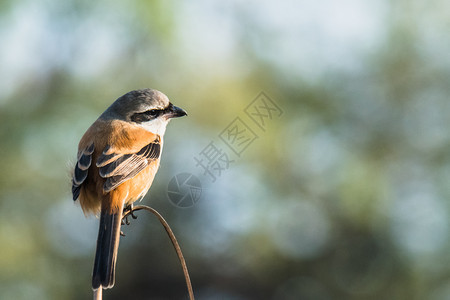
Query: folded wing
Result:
<box><xmin>96</xmin><ymin>141</ymin><xmax>161</xmax><ymax>193</ymax></box>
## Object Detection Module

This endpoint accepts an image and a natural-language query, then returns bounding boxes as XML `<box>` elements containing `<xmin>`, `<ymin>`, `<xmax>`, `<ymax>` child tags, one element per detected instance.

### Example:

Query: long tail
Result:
<box><xmin>92</xmin><ymin>208</ymin><xmax>123</xmax><ymax>290</ymax></box>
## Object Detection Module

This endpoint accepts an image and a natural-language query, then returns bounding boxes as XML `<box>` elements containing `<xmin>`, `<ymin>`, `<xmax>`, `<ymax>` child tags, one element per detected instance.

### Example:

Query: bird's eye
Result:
<box><xmin>146</xmin><ymin>109</ymin><xmax>159</xmax><ymax>116</ymax></box>
<box><xmin>130</xmin><ymin>109</ymin><xmax>161</xmax><ymax>123</ymax></box>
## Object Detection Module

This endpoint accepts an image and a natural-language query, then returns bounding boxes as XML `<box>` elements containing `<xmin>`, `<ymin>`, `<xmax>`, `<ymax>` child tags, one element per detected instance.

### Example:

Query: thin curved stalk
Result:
<box><xmin>123</xmin><ymin>205</ymin><xmax>195</xmax><ymax>300</ymax></box>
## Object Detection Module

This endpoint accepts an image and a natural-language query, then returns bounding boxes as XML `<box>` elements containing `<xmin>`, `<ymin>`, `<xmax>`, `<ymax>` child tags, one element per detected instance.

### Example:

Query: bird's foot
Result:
<box><xmin>121</xmin><ymin>203</ymin><xmax>138</xmax><ymax>226</ymax></box>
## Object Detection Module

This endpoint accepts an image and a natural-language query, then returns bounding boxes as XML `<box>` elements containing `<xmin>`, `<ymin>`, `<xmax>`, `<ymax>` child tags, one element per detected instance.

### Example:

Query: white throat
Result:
<box><xmin>138</xmin><ymin>118</ymin><xmax>170</xmax><ymax>136</ymax></box>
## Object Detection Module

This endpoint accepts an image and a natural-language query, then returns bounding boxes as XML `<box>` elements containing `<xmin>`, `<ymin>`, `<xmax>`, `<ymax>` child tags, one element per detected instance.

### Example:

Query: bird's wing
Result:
<box><xmin>96</xmin><ymin>140</ymin><xmax>161</xmax><ymax>193</ymax></box>
<box><xmin>72</xmin><ymin>142</ymin><xmax>95</xmax><ymax>200</ymax></box>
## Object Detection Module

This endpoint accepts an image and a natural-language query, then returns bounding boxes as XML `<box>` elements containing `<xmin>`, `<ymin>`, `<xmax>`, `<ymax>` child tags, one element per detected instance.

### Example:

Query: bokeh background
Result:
<box><xmin>1</xmin><ymin>0</ymin><xmax>450</xmax><ymax>299</ymax></box>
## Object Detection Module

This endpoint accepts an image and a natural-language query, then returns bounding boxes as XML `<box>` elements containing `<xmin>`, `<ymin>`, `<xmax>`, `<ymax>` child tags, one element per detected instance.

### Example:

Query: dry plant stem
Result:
<box><xmin>123</xmin><ymin>205</ymin><xmax>195</xmax><ymax>300</ymax></box>
<box><xmin>93</xmin><ymin>288</ymin><xmax>102</xmax><ymax>300</ymax></box>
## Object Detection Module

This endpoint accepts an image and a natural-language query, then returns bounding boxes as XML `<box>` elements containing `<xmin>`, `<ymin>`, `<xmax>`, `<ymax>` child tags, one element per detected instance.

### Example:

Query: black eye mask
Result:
<box><xmin>131</xmin><ymin>110</ymin><xmax>160</xmax><ymax>123</ymax></box>
<box><xmin>130</xmin><ymin>103</ymin><xmax>175</xmax><ymax>124</ymax></box>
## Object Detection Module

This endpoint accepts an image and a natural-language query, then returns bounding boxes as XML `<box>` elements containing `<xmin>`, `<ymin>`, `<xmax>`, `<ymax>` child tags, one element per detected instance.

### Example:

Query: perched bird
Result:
<box><xmin>71</xmin><ymin>88</ymin><xmax>187</xmax><ymax>291</ymax></box>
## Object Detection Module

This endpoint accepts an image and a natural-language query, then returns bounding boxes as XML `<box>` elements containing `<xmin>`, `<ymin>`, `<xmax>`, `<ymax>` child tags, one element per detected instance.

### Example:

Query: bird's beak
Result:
<box><xmin>167</xmin><ymin>105</ymin><xmax>187</xmax><ymax>118</ymax></box>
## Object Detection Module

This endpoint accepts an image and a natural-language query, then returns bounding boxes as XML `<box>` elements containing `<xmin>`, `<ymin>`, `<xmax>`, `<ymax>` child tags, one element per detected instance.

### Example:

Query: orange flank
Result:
<box><xmin>77</xmin><ymin>119</ymin><xmax>160</xmax><ymax>215</ymax></box>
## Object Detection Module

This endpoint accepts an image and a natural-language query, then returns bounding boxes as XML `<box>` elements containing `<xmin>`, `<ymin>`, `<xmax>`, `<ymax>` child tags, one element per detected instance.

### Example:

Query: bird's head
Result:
<box><xmin>102</xmin><ymin>88</ymin><xmax>187</xmax><ymax>136</ymax></box>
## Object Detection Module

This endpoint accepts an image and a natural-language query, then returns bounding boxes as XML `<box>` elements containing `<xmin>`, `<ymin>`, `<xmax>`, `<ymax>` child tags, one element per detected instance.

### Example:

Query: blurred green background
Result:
<box><xmin>1</xmin><ymin>0</ymin><xmax>450</xmax><ymax>299</ymax></box>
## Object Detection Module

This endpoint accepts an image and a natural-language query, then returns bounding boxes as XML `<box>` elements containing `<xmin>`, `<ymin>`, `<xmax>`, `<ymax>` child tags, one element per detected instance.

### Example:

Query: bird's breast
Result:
<box><xmin>108</xmin><ymin>159</ymin><xmax>160</xmax><ymax>211</ymax></box>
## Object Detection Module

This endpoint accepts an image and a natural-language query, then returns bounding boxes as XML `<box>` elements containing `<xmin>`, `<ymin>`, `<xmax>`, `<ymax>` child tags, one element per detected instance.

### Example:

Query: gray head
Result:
<box><xmin>100</xmin><ymin>88</ymin><xmax>187</xmax><ymax>135</ymax></box>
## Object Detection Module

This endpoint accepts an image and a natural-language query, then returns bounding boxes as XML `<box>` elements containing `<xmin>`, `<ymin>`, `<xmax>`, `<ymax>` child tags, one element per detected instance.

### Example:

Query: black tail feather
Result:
<box><xmin>92</xmin><ymin>209</ymin><xmax>122</xmax><ymax>290</ymax></box>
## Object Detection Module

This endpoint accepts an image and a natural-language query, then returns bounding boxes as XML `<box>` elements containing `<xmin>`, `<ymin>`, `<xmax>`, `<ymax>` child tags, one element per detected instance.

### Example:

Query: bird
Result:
<box><xmin>71</xmin><ymin>88</ymin><xmax>187</xmax><ymax>291</ymax></box>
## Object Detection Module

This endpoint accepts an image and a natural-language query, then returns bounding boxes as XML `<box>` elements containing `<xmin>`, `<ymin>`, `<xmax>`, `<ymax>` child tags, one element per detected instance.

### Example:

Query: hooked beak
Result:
<box><xmin>166</xmin><ymin>104</ymin><xmax>187</xmax><ymax>118</ymax></box>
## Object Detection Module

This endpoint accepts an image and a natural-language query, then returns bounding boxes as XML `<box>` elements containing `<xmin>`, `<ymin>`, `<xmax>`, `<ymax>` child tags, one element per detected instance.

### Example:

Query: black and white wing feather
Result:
<box><xmin>96</xmin><ymin>141</ymin><xmax>161</xmax><ymax>193</ymax></box>
<box><xmin>72</xmin><ymin>142</ymin><xmax>95</xmax><ymax>200</ymax></box>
